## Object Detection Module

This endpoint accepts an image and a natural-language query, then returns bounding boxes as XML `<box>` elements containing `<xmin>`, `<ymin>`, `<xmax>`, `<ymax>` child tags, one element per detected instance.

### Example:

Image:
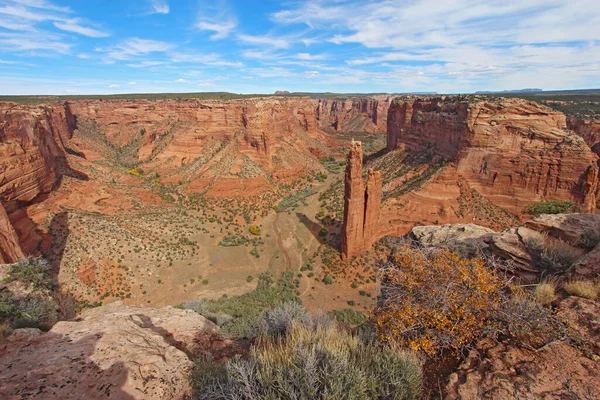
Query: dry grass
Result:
<box><xmin>193</xmin><ymin>312</ymin><xmax>423</xmax><ymax>399</ymax></box>
<box><xmin>565</xmin><ymin>281</ymin><xmax>598</xmax><ymax>300</ymax></box>
<box><xmin>535</xmin><ymin>282</ymin><xmax>556</xmax><ymax>305</ymax></box>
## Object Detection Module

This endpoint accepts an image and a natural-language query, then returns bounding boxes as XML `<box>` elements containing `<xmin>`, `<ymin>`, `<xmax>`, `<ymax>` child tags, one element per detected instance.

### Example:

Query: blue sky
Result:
<box><xmin>0</xmin><ymin>0</ymin><xmax>599</xmax><ymax>95</ymax></box>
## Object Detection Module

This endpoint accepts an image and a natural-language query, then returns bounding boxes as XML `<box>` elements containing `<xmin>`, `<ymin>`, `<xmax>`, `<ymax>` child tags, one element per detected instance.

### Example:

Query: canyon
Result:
<box><xmin>1</xmin><ymin>93</ymin><xmax>599</xmax><ymax>400</ymax></box>
<box><xmin>0</xmin><ymin>94</ymin><xmax>598</xmax><ymax>306</ymax></box>
<box><xmin>315</xmin><ymin>95</ymin><xmax>391</xmax><ymax>134</ymax></box>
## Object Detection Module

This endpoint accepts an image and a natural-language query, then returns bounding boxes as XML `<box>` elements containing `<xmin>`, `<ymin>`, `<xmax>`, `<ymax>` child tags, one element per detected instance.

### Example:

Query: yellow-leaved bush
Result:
<box><xmin>373</xmin><ymin>245</ymin><xmax>503</xmax><ymax>355</ymax></box>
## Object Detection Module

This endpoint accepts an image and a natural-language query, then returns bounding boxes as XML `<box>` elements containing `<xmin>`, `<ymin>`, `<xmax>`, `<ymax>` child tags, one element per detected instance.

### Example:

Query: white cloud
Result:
<box><xmin>0</xmin><ymin>31</ymin><xmax>71</xmax><ymax>54</ymax></box>
<box><xmin>151</xmin><ymin>0</ymin><xmax>169</xmax><ymax>14</ymax></box>
<box><xmin>108</xmin><ymin>84</ymin><xmax>120</xmax><ymax>88</ymax></box>
<box><xmin>100</xmin><ymin>38</ymin><xmax>172</xmax><ymax>60</ymax></box>
<box><xmin>196</xmin><ymin>18</ymin><xmax>237</xmax><ymax>40</ymax></box>
<box><xmin>175</xmin><ymin>78</ymin><xmax>189</xmax><ymax>83</ymax></box>
<box><xmin>303</xmin><ymin>70</ymin><xmax>320</xmax><ymax>78</ymax></box>
<box><xmin>128</xmin><ymin>81</ymin><xmax>136</xmax><ymax>85</ymax></box>
<box><xmin>238</xmin><ymin>33</ymin><xmax>290</xmax><ymax>49</ymax></box>
<box><xmin>53</xmin><ymin>18</ymin><xmax>109</xmax><ymax>37</ymax></box>
<box><xmin>295</xmin><ymin>52</ymin><xmax>326</xmax><ymax>60</ymax></box>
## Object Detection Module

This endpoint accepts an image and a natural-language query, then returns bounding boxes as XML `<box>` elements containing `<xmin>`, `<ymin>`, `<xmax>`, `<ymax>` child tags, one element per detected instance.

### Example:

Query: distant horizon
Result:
<box><xmin>1</xmin><ymin>0</ymin><xmax>599</xmax><ymax>95</ymax></box>
<box><xmin>2</xmin><ymin>88</ymin><xmax>600</xmax><ymax>99</ymax></box>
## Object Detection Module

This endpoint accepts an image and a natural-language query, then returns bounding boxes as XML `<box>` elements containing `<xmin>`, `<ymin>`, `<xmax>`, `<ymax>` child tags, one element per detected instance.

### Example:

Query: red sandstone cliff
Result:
<box><xmin>0</xmin><ymin>102</ymin><xmax>74</xmax><ymax>262</ymax></box>
<box><xmin>315</xmin><ymin>96</ymin><xmax>391</xmax><ymax>134</ymax></box>
<box><xmin>567</xmin><ymin>116</ymin><xmax>600</xmax><ymax>156</ymax></box>
<box><xmin>69</xmin><ymin>97</ymin><xmax>328</xmax><ymax>178</ymax></box>
<box><xmin>341</xmin><ymin>141</ymin><xmax>382</xmax><ymax>260</ymax></box>
<box><xmin>386</xmin><ymin>97</ymin><xmax>600</xmax><ymax>214</ymax></box>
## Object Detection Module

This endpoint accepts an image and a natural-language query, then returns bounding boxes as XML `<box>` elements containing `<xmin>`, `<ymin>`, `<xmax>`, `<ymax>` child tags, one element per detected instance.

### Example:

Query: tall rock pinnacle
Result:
<box><xmin>340</xmin><ymin>140</ymin><xmax>383</xmax><ymax>260</ymax></box>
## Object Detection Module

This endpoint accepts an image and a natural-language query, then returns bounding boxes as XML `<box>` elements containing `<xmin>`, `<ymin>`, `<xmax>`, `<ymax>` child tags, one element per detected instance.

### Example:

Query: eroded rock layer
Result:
<box><xmin>386</xmin><ymin>96</ymin><xmax>600</xmax><ymax>214</ymax></box>
<box><xmin>0</xmin><ymin>102</ymin><xmax>74</xmax><ymax>262</ymax></box>
<box><xmin>341</xmin><ymin>141</ymin><xmax>383</xmax><ymax>260</ymax></box>
<box><xmin>315</xmin><ymin>96</ymin><xmax>391</xmax><ymax>134</ymax></box>
<box><xmin>69</xmin><ymin>96</ymin><xmax>327</xmax><ymax>172</ymax></box>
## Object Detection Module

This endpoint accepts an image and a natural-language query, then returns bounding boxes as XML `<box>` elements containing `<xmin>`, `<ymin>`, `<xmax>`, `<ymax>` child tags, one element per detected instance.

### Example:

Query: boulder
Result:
<box><xmin>0</xmin><ymin>301</ymin><xmax>224</xmax><ymax>400</ymax></box>
<box><xmin>410</xmin><ymin>223</ymin><xmax>494</xmax><ymax>248</ymax></box>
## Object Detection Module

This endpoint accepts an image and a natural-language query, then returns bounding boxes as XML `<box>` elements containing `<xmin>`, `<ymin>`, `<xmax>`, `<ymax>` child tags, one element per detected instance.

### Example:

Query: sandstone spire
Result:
<box><xmin>340</xmin><ymin>141</ymin><xmax>382</xmax><ymax>260</ymax></box>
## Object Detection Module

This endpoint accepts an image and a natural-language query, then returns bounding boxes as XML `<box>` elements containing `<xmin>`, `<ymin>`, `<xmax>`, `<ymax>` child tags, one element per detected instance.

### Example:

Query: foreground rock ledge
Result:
<box><xmin>0</xmin><ymin>301</ymin><xmax>222</xmax><ymax>400</ymax></box>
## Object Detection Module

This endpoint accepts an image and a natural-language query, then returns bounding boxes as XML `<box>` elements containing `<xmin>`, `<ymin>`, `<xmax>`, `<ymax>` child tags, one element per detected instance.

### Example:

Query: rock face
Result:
<box><xmin>567</xmin><ymin>116</ymin><xmax>600</xmax><ymax>155</ymax></box>
<box><xmin>0</xmin><ymin>301</ymin><xmax>224</xmax><ymax>400</ymax></box>
<box><xmin>386</xmin><ymin>97</ymin><xmax>600</xmax><ymax>214</ymax></box>
<box><xmin>69</xmin><ymin>97</ymin><xmax>327</xmax><ymax>172</ymax></box>
<box><xmin>341</xmin><ymin>141</ymin><xmax>382</xmax><ymax>260</ymax></box>
<box><xmin>0</xmin><ymin>102</ymin><xmax>75</xmax><ymax>262</ymax></box>
<box><xmin>315</xmin><ymin>96</ymin><xmax>391</xmax><ymax>134</ymax></box>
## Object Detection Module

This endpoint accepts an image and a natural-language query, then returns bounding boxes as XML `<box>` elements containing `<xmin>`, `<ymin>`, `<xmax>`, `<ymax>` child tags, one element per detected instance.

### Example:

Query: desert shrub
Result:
<box><xmin>373</xmin><ymin>245</ymin><xmax>503</xmax><ymax>354</ymax></box>
<box><xmin>276</xmin><ymin>188</ymin><xmax>316</xmax><ymax>212</ymax></box>
<box><xmin>493</xmin><ymin>295</ymin><xmax>569</xmax><ymax>348</ymax></box>
<box><xmin>534</xmin><ymin>282</ymin><xmax>556</xmax><ymax>305</ymax></box>
<box><xmin>523</xmin><ymin>200</ymin><xmax>577</xmax><ymax>216</ymax></box>
<box><xmin>253</xmin><ymin>301</ymin><xmax>312</xmax><ymax>338</ymax></box>
<box><xmin>248</xmin><ymin>225</ymin><xmax>261</xmax><ymax>236</ymax></box>
<box><xmin>187</xmin><ymin>271</ymin><xmax>300</xmax><ymax>338</ymax></box>
<box><xmin>328</xmin><ymin>309</ymin><xmax>368</xmax><ymax>327</ymax></box>
<box><xmin>127</xmin><ymin>168</ymin><xmax>144</xmax><ymax>177</ymax></box>
<box><xmin>565</xmin><ymin>280</ymin><xmax>598</xmax><ymax>300</ymax></box>
<box><xmin>526</xmin><ymin>237</ymin><xmax>584</xmax><ymax>275</ymax></box>
<box><xmin>0</xmin><ymin>290</ymin><xmax>58</xmax><ymax>330</ymax></box>
<box><xmin>581</xmin><ymin>230</ymin><xmax>600</xmax><ymax>251</ymax></box>
<box><xmin>318</xmin><ymin>227</ymin><xmax>329</xmax><ymax>237</ymax></box>
<box><xmin>193</xmin><ymin>322</ymin><xmax>422</xmax><ymax>400</ymax></box>
<box><xmin>4</xmin><ymin>256</ymin><xmax>55</xmax><ymax>291</ymax></box>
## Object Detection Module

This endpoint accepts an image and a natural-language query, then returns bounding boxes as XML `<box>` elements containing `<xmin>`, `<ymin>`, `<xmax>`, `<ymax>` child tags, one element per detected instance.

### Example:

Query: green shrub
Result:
<box><xmin>318</xmin><ymin>227</ymin><xmax>329</xmax><ymax>237</ymax></box>
<box><xmin>185</xmin><ymin>272</ymin><xmax>300</xmax><ymax>338</ymax></box>
<box><xmin>523</xmin><ymin>200</ymin><xmax>578</xmax><ymax>216</ymax></box>
<box><xmin>193</xmin><ymin>321</ymin><xmax>422</xmax><ymax>400</ymax></box>
<box><xmin>4</xmin><ymin>256</ymin><xmax>55</xmax><ymax>291</ymax></box>
<box><xmin>328</xmin><ymin>309</ymin><xmax>367</xmax><ymax>326</ymax></box>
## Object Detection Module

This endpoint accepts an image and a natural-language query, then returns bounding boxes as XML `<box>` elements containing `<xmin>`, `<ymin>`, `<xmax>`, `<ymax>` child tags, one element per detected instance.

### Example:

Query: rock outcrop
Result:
<box><xmin>567</xmin><ymin>116</ymin><xmax>600</xmax><ymax>155</ymax></box>
<box><xmin>315</xmin><ymin>96</ymin><xmax>391</xmax><ymax>134</ymax></box>
<box><xmin>446</xmin><ymin>296</ymin><xmax>600</xmax><ymax>400</ymax></box>
<box><xmin>0</xmin><ymin>102</ymin><xmax>75</xmax><ymax>262</ymax></box>
<box><xmin>386</xmin><ymin>97</ymin><xmax>600</xmax><ymax>214</ymax></box>
<box><xmin>0</xmin><ymin>301</ymin><xmax>225</xmax><ymax>400</ymax></box>
<box><xmin>410</xmin><ymin>213</ymin><xmax>600</xmax><ymax>278</ymax></box>
<box><xmin>341</xmin><ymin>141</ymin><xmax>382</xmax><ymax>260</ymax></box>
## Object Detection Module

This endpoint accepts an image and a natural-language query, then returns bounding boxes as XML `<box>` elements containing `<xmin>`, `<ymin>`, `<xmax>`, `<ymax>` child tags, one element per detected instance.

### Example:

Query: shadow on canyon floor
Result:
<box><xmin>296</xmin><ymin>212</ymin><xmax>330</xmax><ymax>246</ymax></box>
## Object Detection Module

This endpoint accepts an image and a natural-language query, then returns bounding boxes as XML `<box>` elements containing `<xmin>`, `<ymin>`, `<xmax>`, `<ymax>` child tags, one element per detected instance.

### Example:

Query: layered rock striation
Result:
<box><xmin>70</xmin><ymin>96</ymin><xmax>326</xmax><ymax>172</ymax></box>
<box><xmin>340</xmin><ymin>141</ymin><xmax>382</xmax><ymax>260</ymax></box>
<box><xmin>0</xmin><ymin>102</ymin><xmax>75</xmax><ymax>262</ymax></box>
<box><xmin>386</xmin><ymin>96</ymin><xmax>600</xmax><ymax>214</ymax></box>
<box><xmin>315</xmin><ymin>96</ymin><xmax>391</xmax><ymax>134</ymax></box>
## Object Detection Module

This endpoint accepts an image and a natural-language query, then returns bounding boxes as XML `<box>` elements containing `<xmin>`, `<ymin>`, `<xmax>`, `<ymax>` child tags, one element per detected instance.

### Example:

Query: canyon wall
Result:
<box><xmin>386</xmin><ymin>96</ymin><xmax>600</xmax><ymax>214</ymax></box>
<box><xmin>567</xmin><ymin>116</ymin><xmax>600</xmax><ymax>156</ymax></box>
<box><xmin>315</xmin><ymin>96</ymin><xmax>391</xmax><ymax>134</ymax></box>
<box><xmin>0</xmin><ymin>102</ymin><xmax>74</xmax><ymax>262</ymax></box>
<box><xmin>69</xmin><ymin>97</ymin><xmax>327</xmax><ymax>173</ymax></box>
<box><xmin>340</xmin><ymin>141</ymin><xmax>382</xmax><ymax>260</ymax></box>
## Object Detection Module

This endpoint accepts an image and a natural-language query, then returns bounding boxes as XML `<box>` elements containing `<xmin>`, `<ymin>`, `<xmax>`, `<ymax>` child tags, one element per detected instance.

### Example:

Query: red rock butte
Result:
<box><xmin>340</xmin><ymin>140</ymin><xmax>383</xmax><ymax>260</ymax></box>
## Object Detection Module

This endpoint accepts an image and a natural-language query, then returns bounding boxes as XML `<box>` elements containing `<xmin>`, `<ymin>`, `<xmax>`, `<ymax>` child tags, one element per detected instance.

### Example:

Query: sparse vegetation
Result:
<box><xmin>523</xmin><ymin>200</ymin><xmax>578</xmax><ymax>216</ymax></box>
<box><xmin>525</xmin><ymin>236</ymin><xmax>584</xmax><ymax>275</ymax></box>
<box><xmin>534</xmin><ymin>281</ymin><xmax>556</xmax><ymax>305</ymax></box>
<box><xmin>565</xmin><ymin>280</ymin><xmax>598</xmax><ymax>300</ymax></box>
<box><xmin>192</xmin><ymin>303</ymin><xmax>422</xmax><ymax>400</ymax></box>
